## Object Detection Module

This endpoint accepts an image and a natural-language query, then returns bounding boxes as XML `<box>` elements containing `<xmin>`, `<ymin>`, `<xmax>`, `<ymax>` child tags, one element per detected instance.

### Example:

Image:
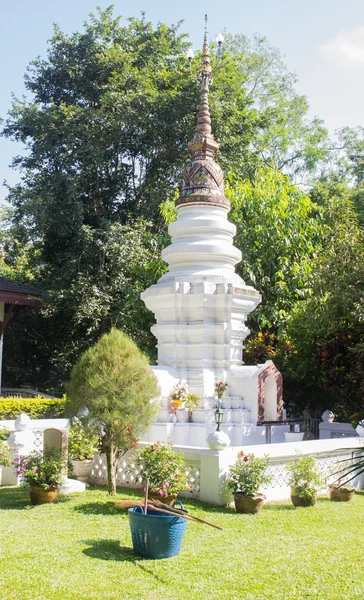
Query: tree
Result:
<box><xmin>227</xmin><ymin>168</ymin><xmax>323</xmax><ymax>333</ymax></box>
<box><xmin>1</xmin><ymin>8</ymin><xmax>332</xmax><ymax>392</ymax></box>
<box><xmin>285</xmin><ymin>194</ymin><xmax>364</xmax><ymax>418</ymax></box>
<box><xmin>3</xmin><ymin>219</ymin><xmax>165</xmax><ymax>392</ymax></box>
<box><xmin>66</xmin><ymin>327</ymin><xmax>159</xmax><ymax>495</ymax></box>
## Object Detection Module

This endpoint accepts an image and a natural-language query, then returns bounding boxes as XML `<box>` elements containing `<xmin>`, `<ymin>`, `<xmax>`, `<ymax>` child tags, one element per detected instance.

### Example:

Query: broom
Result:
<box><xmin>115</xmin><ymin>498</ymin><xmax>223</xmax><ymax>530</ymax></box>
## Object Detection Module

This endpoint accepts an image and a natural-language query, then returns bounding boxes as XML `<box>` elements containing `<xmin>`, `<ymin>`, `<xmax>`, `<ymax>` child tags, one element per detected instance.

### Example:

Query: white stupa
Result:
<box><xmin>141</xmin><ymin>27</ymin><xmax>285</xmax><ymax>447</ymax></box>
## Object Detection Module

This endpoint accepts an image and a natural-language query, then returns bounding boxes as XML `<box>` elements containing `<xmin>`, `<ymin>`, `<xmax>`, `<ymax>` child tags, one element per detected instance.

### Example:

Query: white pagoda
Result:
<box><xmin>141</xmin><ymin>28</ymin><xmax>285</xmax><ymax>447</ymax></box>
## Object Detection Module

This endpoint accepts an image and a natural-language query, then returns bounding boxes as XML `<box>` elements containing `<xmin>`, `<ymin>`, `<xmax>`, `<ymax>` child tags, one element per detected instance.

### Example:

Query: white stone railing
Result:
<box><xmin>0</xmin><ymin>418</ymin><xmax>69</xmax><ymax>452</ymax></box>
<box><xmin>88</xmin><ymin>437</ymin><xmax>364</xmax><ymax>505</ymax></box>
<box><xmin>1</xmin><ymin>417</ymin><xmax>363</xmax><ymax>506</ymax></box>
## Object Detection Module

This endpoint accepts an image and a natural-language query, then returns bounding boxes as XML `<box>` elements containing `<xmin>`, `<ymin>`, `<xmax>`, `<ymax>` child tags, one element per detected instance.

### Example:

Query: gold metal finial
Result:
<box><xmin>176</xmin><ymin>16</ymin><xmax>230</xmax><ymax>210</ymax></box>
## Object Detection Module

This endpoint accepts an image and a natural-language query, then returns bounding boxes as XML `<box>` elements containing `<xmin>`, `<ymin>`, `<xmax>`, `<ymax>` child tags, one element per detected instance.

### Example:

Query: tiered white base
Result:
<box><xmin>144</xmin><ymin>363</ymin><xmax>285</xmax><ymax>448</ymax></box>
<box><xmin>142</xmin><ymin>421</ymin><xmax>289</xmax><ymax>448</ymax></box>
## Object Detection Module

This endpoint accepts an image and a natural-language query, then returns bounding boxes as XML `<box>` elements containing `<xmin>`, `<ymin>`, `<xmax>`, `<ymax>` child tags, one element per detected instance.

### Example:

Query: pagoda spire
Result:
<box><xmin>176</xmin><ymin>15</ymin><xmax>230</xmax><ymax>210</ymax></box>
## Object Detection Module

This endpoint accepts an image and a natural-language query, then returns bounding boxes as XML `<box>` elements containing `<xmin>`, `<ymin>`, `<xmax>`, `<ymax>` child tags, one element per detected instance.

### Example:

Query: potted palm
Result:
<box><xmin>185</xmin><ymin>394</ymin><xmax>200</xmax><ymax>422</ymax></box>
<box><xmin>68</xmin><ymin>422</ymin><xmax>99</xmax><ymax>482</ymax></box>
<box><xmin>135</xmin><ymin>441</ymin><xmax>192</xmax><ymax>506</ymax></box>
<box><xmin>12</xmin><ymin>448</ymin><xmax>66</xmax><ymax>504</ymax></box>
<box><xmin>227</xmin><ymin>451</ymin><xmax>271</xmax><ymax>514</ymax></box>
<box><xmin>286</xmin><ymin>457</ymin><xmax>323</xmax><ymax>507</ymax></box>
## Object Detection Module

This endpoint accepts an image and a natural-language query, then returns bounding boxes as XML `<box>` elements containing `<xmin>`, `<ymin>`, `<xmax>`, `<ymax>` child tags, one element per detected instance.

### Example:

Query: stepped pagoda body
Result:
<box><xmin>141</xmin><ymin>29</ymin><xmax>284</xmax><ymax>447</ymax></box>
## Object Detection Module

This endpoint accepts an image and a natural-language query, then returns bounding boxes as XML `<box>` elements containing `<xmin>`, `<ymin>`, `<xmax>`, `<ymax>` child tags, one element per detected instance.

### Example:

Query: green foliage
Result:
<box><xmin>285</xmin><ymin>193</ymin><xmax>364</xmax><ymax>417</ymax></box>
<box><xmin>0</xmin><ymin>427</ymin><xmax>10</xmax><ymax>441</ymax></box>
<box><xmin>331</xmin><ymin>448</ymin><xmax>364</xmax><ymax>488</ymax></box>
<box><xmin>184</xmin><ymin>394</ymin><xmax>200</xmax><ymax>412</ymax></box>
<box><xmin>228</xmin><ymin>168</ymin><xmax>322</xmax><ymax>332</ymax></box>
<box><xmin>1</xmin><ymin>8</ymin><xmax>332</xmax><ymax>394</ymax></box>
<box><xmin>66</xmin><ymin>327</ymin><xmax>159</xmax><ymax>494</ymax></box>
<box><xmin>227</xmin><ymin>451</ymin><xmax>271</xmax><ymax>496</ymax></box>
<box><xmin>135</xmin><ymin>441</ymin><xmax>190</xmax><ymax>497</ymax></box>
<box><xmin>0</xmin><ymin>441</ymin><xmax>10</xmax><ymax>467</ymax></box>
<box><xmin>286</xmin><ymin>457</ymin><xmax>323</xmax><ymax>500</ymax></box>
<box><xmin>12</xmin><ymin>448</ymin><xmax>66</xmax><ymax>489</ymax></box>
<box><xmin>68</xmin><ymin>422</ymin><xmax>99</xmax><ymax>461</ymax></box>
<box><xmin>0</xmin><ymin>396</ymin><xmax>66</xmax><ymax>420</ymax></box>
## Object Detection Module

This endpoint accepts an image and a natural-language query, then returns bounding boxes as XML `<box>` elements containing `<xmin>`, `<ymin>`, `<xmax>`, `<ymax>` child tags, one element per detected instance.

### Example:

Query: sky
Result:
<box><xmin>1</xmin><ymin>0</ymin><xmax>364</xmax><ymax>204</ymax></box>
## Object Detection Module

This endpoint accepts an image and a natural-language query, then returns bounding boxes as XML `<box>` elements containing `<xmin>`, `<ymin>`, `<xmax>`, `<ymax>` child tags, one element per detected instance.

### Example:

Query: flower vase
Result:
<box><xmin>172</xmin><ymin>413</ymin><xmax>177</xmax><ymax>423</ymax></box>
<box><xmin>188</xmin><ymin>411</ymin><xmax>193</xmax><ymax>423</ymax></box>
<box><xmin>216</xmin><ymin>397</ymin><xmax>223</xmax><ymax>409</ymax></box>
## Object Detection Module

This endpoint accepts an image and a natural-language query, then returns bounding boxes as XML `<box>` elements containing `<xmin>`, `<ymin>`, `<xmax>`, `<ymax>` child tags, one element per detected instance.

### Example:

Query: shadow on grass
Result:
<box><xmin>0</xmin><ymin>486</ymin><xmax>72</xmax><ymax>510</ymax></box>
<box><xmin>82</xmin><ymin>539</ymin><xmax>167</xmax><ymax>580</ymax></box>
<box><xmin>0</xmin><ymin>486</ymin><xmax>34</xmax><ymax>510</ymax></box>
<box><xmin>74</xmin><ymin>501</ymin><xmax>122</xmax><ymax>516</ymax></box>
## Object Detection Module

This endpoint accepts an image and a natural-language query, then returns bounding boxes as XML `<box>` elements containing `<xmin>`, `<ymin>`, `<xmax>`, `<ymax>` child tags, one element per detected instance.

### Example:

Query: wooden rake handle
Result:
<box><xmin>150</xmin><ymin>502</ymin><xmax>223</xmax><ymax>530</ymax></box>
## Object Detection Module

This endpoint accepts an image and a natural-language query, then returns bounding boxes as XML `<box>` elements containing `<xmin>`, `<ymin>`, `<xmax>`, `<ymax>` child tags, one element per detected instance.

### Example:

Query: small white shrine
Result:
<box><xmin>141</xmin><ymin>29</ymin><xmax>286</xmax><ymax>447</ymax></box>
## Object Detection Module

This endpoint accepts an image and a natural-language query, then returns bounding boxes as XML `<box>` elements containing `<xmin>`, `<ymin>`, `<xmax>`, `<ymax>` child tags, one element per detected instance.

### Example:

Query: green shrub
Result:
<box><xmin>0</xmin><ymin>396</ymin><xmax>66</xmax><ymax>420</ymax></box>
<box><xmin>0</xmin><ymin>441</ymin><xmax>10</xmax><ymax>467</ymax></box>
<box><xmin>0</xmin><ymin>427</ymin><xmax>10</xmax><ymax>441</ymax></box>
<box><xmin>68</xmin><ymin>422</ymin><xmax>99</xmax><ymax>461</ymax></box>
<box><xmin>286</xmin><ymin>456</ymin><xmax>323</xmax><ymax>500</ymax></box>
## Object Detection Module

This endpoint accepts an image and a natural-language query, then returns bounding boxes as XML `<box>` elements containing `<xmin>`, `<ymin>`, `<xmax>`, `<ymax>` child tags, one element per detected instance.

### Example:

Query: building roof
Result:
<box><xmin>0</xmin><ymin>277</ymin><xmax>44</xmax><ymax>307</ymax></box>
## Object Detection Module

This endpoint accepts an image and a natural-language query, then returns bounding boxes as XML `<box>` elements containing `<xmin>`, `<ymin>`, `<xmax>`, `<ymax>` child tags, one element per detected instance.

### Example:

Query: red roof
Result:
<box><xmin>0</xmin><ymin>277</ymin><xmax>44</xmax><ymax>307</ymax></box>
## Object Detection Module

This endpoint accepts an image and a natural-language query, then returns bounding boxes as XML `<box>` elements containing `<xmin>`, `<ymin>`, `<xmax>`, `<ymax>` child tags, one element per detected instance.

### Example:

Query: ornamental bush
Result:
<box><xmin>12</xmin><ymin>448</ymin><xmax>66</xmax><ymax>489</ymax></box>
<box><xmin>68</xmin><ymin>422</ymin><xmax>99</xmax><ymax>461</ymax></box>
<box><xmin>227</xmin><ymin>451</ymin><xmax>271</xmax><ymax>496</ymax></box>
<box><xmin>0</xmin><ymin>396</ymin><xmax>66</xmax><ymax>420</ymax></box>
<box><xmin>135</xmin><ymin>441</ymin><xmax>191</xmax><ymax>498</ymax></box>
<box><xmin>286</xmin><ymin>457</ymin><xmax>323</xmax><ymax>500</ymax></box>
<box><xmin>0</xmin><ymin>441</ymin><xmax>10</xmax><ymax>467</ymax></box>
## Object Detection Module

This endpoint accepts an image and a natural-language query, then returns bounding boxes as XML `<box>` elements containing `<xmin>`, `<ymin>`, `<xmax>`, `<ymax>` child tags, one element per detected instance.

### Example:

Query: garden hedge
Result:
<box><xmin>0</xmin><ymin>396</ymin><xmax>66</xmax><ymax>420</ymax></box>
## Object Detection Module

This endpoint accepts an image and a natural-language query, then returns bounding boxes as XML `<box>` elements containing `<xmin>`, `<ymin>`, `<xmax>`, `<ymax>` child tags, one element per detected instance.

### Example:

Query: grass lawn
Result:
<box><xmin>0</xmin><ymin>486</ymin><xmax>363</xmax><ymax>600</ymax></box>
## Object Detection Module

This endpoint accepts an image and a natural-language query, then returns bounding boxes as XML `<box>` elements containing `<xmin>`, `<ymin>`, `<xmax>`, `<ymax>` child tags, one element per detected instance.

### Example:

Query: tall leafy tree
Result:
<box><xmin>1</xmin><ymin>8</ymin><xmax>332</xmax><ymax>392</ymax></box>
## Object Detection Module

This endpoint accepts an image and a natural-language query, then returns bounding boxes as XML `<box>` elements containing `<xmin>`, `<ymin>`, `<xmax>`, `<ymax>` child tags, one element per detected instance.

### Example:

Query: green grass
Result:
<box><xmin>0</xmin><ymin>486</ymin><xmax>363</xmax><ymax>600</ymax></box>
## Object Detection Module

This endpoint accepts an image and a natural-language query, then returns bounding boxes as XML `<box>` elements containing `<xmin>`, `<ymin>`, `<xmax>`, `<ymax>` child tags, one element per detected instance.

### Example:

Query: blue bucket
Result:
<box><xmin>128</xmin><ymin>501</ymin><xmax>188</xmax><ymax>559</ymax></box>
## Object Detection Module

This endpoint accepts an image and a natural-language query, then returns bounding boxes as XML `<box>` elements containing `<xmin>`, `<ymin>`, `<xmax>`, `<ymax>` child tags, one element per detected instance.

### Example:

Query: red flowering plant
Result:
<box><xmin>226</xmin><ymin>451</ymin><xmax>271</xmax><ymax>496</ymax></box>
<box><xmin>12</xmin><ymin>448</ymin><xmax>66</xmax><ymax>490</ymax></box>
<box><xmin>135</xmin><ymin>441</ymin><xmax>192</xmax><ymax>498</ymax></box>
<box><xmin>168</xmin><ymin>382</ymin><xmax>188</xmax><ymax>415</ymax></box>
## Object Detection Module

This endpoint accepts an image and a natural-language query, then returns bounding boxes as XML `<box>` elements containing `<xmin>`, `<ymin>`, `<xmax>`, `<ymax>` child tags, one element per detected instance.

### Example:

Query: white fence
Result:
<box><xmin>89</xmin><ymin>437</ymin><xmax>364</xmax><ymax>505</ymax></box>
<box><xmin>1</xmin><ymin>417</ymin><xmax>363</xmax><ymax>506</ymax></box>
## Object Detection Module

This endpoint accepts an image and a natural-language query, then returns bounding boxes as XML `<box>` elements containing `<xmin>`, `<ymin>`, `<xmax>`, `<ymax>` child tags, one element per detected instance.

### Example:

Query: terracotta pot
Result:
<box><xmin>149</xmin><ymin>493</ymin><xmax>178</xmax><ymax>507</ymax></box>
<box><xmin>29</xmin><ymin>485</ymin><xmax>59</xmax><ymax>505</ymax></box>
<box><xmin>290</xmin><ymin>489</ymin><xmax>316</xmax><ymax>507</ymax></box>
<box><xmin>329</xmin><ymin>485</ymin><xmax>355</xmax><ymax>502</ymax></box>
<box><xmin>234</xmin><ymin>492</ymin><xmax>265</xmax><ymax>514</ymax></box>
<box><xmin>71</xmin><ymin>459</ymin><xmax>94</xmax><ymax>483</ymax></box>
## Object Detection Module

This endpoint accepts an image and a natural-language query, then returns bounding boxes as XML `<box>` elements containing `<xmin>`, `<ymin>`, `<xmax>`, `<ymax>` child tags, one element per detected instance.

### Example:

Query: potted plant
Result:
<box><xmin>227</xmin><ymin>451</ymin><xmax>271</xmax><ymax>514</ymax></box>
<box><xmin>135</xmin><ymin>441</ymin><xmax>192</xmax><ymax>506</ymax></box>
<box><xmin>12</xmin><ymin>448</ymin><xmax>66</xmax><ymax>504</ymax></box>
<box><xmin>68</xmin><ymin>421</ymin><xmax>99</xmax><ymax>482</ymax></box>
<box><xmin>286</xmin><ymin>456</ymin><xmax>323</xmax><ymax>507</ymax></box>
<box><xmin>328</xmin><ymin>484</ymin><xmax>355</xmax><ymax>502</ymax></box>
<box><xmin>185</xmin><ymin>394</ymin><xmax>200</xmax><ymax>422</ymax></box>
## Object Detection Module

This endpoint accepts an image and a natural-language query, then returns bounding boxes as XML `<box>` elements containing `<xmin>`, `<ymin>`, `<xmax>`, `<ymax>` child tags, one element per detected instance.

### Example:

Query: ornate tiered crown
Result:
<box><xmin>175</xmin><ymin>17</ymin><xmax>230</xmax><ymax>210</ymax></box>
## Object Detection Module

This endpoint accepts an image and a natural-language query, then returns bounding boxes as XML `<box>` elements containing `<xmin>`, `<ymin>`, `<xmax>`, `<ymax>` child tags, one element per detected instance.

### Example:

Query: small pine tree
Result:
<box><xmin>66</xmin><ymin>328</ymin><xmax>159</xmax><ymax>494</ymax></box>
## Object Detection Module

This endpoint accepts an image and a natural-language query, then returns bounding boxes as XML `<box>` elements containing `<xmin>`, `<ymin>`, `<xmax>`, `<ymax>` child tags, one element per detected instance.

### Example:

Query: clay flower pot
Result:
<box><xmin>234</xmin><ymin>492</ymin><xmax>266</xmax><ymax>514</ymax></box>
<box><xmin>149</xmin><ymin>493</ymin><xmax>178</xmax><ymax>507</ymax></box>
<box><xmin>290</xmin><ymin>489</ymin><xmax>316</xmax><ymax>507</ymax></box>
<box><xmin>29</xmin><ymin>485</ymin><xmax>59</xmax><ymax>505</ymax></box>
<box><xmin>329</xmin><ymin>485</ymin><xmax>355</xmax><ymax>502</ymax></box>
